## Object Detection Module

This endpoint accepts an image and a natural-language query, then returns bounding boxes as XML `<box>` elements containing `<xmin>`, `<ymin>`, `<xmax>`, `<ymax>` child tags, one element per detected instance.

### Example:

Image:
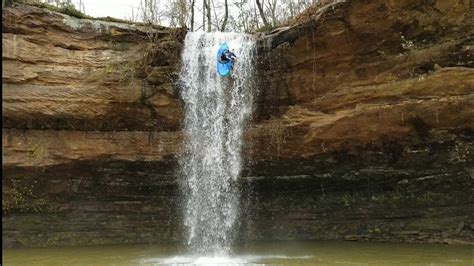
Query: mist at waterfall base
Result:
<box><xmin>178</xmin><ymin>31</ymin><xmax>255</xmax><ymax>258</ymax></box>
<box><xmin>5</xmin><ymin>241</ymin><xmax>472</xmax><ymax>265</ymax></box>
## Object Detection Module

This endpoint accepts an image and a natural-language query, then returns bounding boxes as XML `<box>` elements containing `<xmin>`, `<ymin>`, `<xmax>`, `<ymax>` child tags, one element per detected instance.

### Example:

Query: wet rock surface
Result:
<box><xmin>2</xmin><ymin>0</ymin><xmax>473</xmax><ymax>247</ymax></box>
<box><xmin>2</xmin><ymin>4</ymin><xmax>186</xmax><ymax>247</ymax></box>
<box><xmin>244</xmin><ymin>0</ymin><xmax>473</xmax><ymax>245</ymax></box>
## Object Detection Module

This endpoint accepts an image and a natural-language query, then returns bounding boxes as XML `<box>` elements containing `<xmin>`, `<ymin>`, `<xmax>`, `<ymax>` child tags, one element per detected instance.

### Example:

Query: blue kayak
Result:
<box><xmin>217</xmin><ymin>43</ymin><xmax>233</xmax><ymax>77</ymax></box>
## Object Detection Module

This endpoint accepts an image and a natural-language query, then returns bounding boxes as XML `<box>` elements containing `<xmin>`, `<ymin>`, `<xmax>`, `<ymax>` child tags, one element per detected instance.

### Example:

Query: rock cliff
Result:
<box><xmin>3</xmin><ymin>4</ymin><xmax>185</xmax><ymax>132</ymax></box>
<box><xmin>246</xmin><ymin>0</ymin><xmax>473</xmax><ymax>244</ymax></box>
<box><xmin>2</xmin><ymin>3</ymin><xmax>186</xmax><ymax>247</ymax></box>
<box><xmin>2</xmin><ymin>0</ymin><xmax>473</xmax><ymax>248</ymax></box>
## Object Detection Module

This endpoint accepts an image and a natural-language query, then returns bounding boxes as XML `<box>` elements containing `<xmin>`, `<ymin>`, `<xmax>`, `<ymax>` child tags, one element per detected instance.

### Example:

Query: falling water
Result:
<box><xmin>178</xmin><ymin>32</ymin><xmax>256</xmax><ymax>255</ymax></box>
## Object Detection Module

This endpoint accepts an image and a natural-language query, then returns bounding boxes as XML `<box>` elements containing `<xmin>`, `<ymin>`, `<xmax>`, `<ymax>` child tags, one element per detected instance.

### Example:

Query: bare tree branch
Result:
<box><xmin>220</xmin><ymin>0</ymin><xmax>228</xmax><ymax>31</ymax></box>
<box><xmin>190</xmin><ymin>0</ymin><xmax>195</xmax><ymax>31</ymax></box>
<box><xmin>255</xmin><ymin>0</ymin><xmax>270</xmax><ymax>27</ymax></box>
<box><xmin>205</xmin><ymin>0</ymin><xmax>211</xmax><ymax>32</ymax></box>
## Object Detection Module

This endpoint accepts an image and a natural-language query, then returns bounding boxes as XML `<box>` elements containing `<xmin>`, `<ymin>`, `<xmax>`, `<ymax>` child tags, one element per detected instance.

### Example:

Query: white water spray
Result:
<box><xmin>178</xmin><ymin>32</ymin><xmax>255</xmax><ymax>255</ymax></box>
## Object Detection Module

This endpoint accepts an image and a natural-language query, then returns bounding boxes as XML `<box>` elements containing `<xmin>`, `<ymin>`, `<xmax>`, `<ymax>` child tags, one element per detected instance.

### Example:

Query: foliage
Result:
<box><xmin>227</xmin><ymin>0</ymin><xmax>314</xmax><ymax>33</ymax></box>
<box><xmin>9</xmin><ymin>0</ymin><xmax>325</xmax><ymax>33</ymax></box>
<box><xmin>130</xmin><ymin>0</ymin><xmax>317</xmax><ymax>33</ymax></box>
<box><xmin>255</xmin><ymin>24</ymin><xmax>274</xmax><ymax>33</ymax></box>
<box><xmin>14</xmin><ymin>0</ymin><xmax>90</xmax><ymax>19</ymax></box>
<box><xmin>58</xmin><ymin>1</ymin><xmax>87</xmax><ymax>18</ymax></box>
<box><xmin>2</xmin><ymin>181</ymin><xmax>50</xmax><ymax>214</ymax></box>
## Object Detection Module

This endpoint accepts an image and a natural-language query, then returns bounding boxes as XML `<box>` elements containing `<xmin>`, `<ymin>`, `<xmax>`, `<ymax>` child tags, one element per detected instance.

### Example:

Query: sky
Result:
<box><xmin>73</xmin><ymin>0</ymin><xmax>141</xmax><ymax>21</ymax></box>
<box><xmin>67</xmin><ymin>0</ymin><xmax>310</xmax><ymax>30</ymax></box>
<box><xmin>70</xmin><ymin>0</ymin><xmax>253</xmax><ymax>28</ymax></box>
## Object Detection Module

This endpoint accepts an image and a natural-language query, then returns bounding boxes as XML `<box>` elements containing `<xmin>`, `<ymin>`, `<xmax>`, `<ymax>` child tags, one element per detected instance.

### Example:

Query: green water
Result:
<box><xmin>3</xmin><ymin>240</ymin><xmax>472</xmax><ymax>265</ymax></box>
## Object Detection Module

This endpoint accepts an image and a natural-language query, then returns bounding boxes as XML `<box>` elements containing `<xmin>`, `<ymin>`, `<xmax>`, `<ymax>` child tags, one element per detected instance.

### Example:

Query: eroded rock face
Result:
<box><xmin>245</xmin><ymin>0</ymin><xmax>473</xmax><ymax>244</ymax></box>
<box><xmin>2</xmin><ymin>3</ymin><xmax>187</xmax><ymax>248</ymax></box>
<box><xmin>2</xmin><ymin>4</ymin><xmax>186</xmax><ymax>132</ymax></box>
<box><xmin>2</xmin><ymin>0</ymin><xmax>473</xmax><ymax>248</ymax></box>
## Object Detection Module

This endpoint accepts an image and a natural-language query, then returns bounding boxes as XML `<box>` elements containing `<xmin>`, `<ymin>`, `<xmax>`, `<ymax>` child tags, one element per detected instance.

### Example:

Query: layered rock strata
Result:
<box><xmin>2</xmin><ymin>4</ymin><xmax>185</xmax><ymax>131</ymax></box>
<box><xmin>2</xmin><ymin>4</ymin><xmax>186</xmax><ymax>247</ymax></box>
<box><xmin>3</xmin><ymin>0</ymin><xmax>473</xmax><ymax>248</ymax></box>
<box><xmin>246</xmin><ymin>0</ymin><xmax>473</xmax><ymax>244</ymax></box>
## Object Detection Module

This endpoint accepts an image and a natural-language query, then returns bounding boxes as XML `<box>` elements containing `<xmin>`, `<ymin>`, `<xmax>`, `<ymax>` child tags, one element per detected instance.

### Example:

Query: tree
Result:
<box><xmin>131</xmin><ymin>0</ymin><xmax>316</xmax><ymax>32</ymax></box>
<box><xmin>255</xmin><ymin>0</ymin><xmax>270</xmax><ymax>28</ymax></box>
<box><xmin>227</xmin><ymin>0</ymin><xmax>259</xmax><ymax>32</ymax></box>
<box><xmin>164</xmin><ymin>0</ymin><xmax>188</xmax><ymax>28</ymax></box>
<box><xmin>220</xmin><ymin>0</ymin><xmax>228</xmax><ymax>31</ymax></box>
<box><xmin>138</xmin><ymin>0</ymin><xmax>161</xmax><ymax>25</ymax></box>
<box><xmin>177</xmin><ymin>0</ymin><xmax>188</xmax><ymax>27</ymax></box>
<box><xmin>205</xmin><ymin>0</ymin><xmax>211</xmax><ymax>32</ymax></box>
<box><xmin>190</xmin><ymin>0</ymin><xmax>195</xmax><ymax>31</ymax></box>
<box><xmin>202</xmin><ymin>0</ymin><xmax>206</xmax><ymax>31</ymax></box>
<box><xmin>77</xmin><ymin>0</ymin><xmax>85</xmax><ymax>14</ymax></box>
<box><xmin>265</xmin><ymin>0</ymin><xmax>278</xmax><ymax>26</ymax></box>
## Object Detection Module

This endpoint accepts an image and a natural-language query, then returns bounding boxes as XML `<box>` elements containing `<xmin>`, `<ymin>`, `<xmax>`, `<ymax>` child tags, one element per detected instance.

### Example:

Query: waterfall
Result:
<box><xmin>178</xmin><ymin>32</ymin><xmax>256</xmax><ymax>255</ymax></box>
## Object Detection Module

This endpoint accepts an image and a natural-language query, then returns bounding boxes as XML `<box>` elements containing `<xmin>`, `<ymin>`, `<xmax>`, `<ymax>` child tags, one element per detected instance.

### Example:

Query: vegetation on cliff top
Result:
<box><xmin>4</xmin><ymin>0</ymin><xmax>339</xmax><ymax>33</ymax></box>
<box><xmin>5</xmin><ymin>0</ymin><xmax>163</xmax><ymax>27</ymax></box>
<box><xmin>6</xmin><ymin>0</ymin><xmax>89</xmax><ymax>19</ymax></box>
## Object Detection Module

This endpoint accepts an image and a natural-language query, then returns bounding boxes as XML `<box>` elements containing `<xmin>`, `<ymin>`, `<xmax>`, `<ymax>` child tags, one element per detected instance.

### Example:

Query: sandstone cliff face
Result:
<box><xmin>2</xmin><ymin>0</ymin><xmax>473</xmax><ymax>248</ymax></box>
<box><xmin>246</xmin><ymin>0</ymin><xmax>473</xmax><ymax>244</ymax></box>
<box><xmin>3</xmin><ymin>4</ymin><xmax>185</xmax><ymax>132</ymax></box>
<box><xmin>2</xmin><ymin>4</ymin><xmax>186</xmax><ymax>247</ymax></box>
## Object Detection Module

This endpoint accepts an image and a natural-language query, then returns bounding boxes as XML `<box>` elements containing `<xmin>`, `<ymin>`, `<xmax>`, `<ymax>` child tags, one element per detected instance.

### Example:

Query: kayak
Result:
<box><xmin>216</xmin><ymin>42</ymin><xmax>232</xmax><ymax>77</ymax></box>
